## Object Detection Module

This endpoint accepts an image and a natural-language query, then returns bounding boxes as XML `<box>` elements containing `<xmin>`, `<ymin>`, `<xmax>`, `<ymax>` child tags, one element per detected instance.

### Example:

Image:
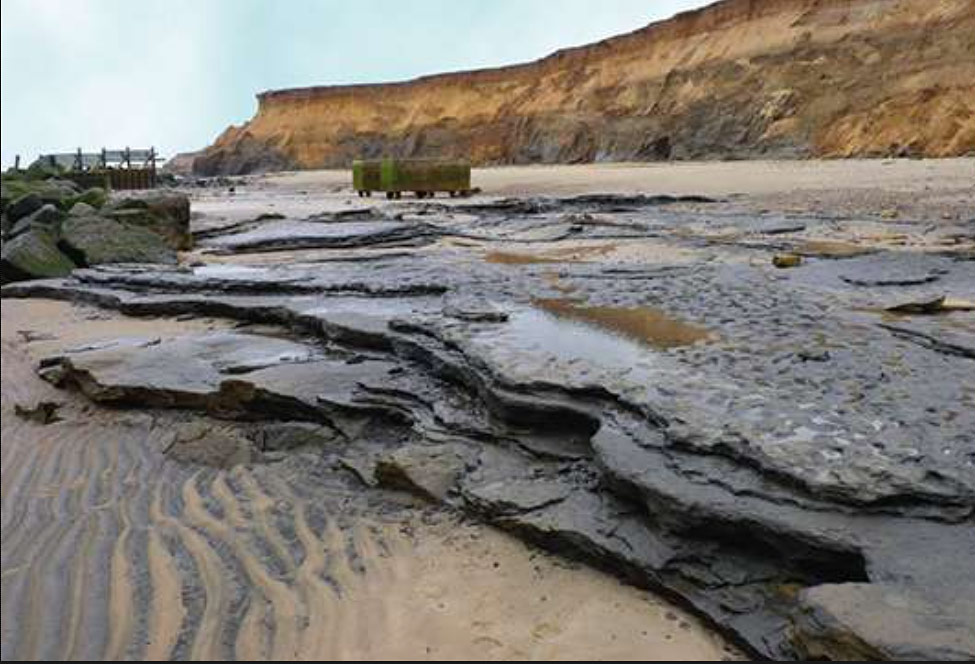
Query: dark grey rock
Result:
<box><xmin>255</xmin><ymin>421</ymin><xmax>341</xmax><ymax>452</ymax></box>
<box><xmin>68</xmin><ymin>201</ymin><xmax>97</xmax><ymax>217</ymax></box>
<box><xmin>59</xmin><ymin>215</ymin><xmax>178</xmax><ymax>266</ymax></box>
<box><xmin>105</xmin><ymin>191</ymin><xmax>192</xmax><ymax>250</ymax></box>
<box><xmin>9</xmin><ymin>203</ymin><xmax>64</xmax><ymax>239</ymax></box>
<box><xmin>794</xmin><ymin>584</ymin><xmax>975</xmax><ymax>661</ymax></box>
<box><xmin>0</xmin><ymin>229</ymin><xmax>76</xmax><ymax>284</ymax></box>
<box><xmin>198</xmin><ymin>219</ymin><xmax>438</xmax><ymax>254</ymax></box>
<box><xmin>375</xmin><ymin>442</ymin><xmax>477</xmax><ymax>502</ymax></box>
<box><xmin>6</xmin><ymin>193</ymin><xmax>44</xmax><ymax>223</ymax></box>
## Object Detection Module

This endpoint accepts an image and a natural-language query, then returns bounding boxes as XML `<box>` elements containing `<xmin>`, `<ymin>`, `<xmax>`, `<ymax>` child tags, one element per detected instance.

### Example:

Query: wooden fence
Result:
<box><xmin>36</xmin><ymin>147</ymin><xmax>159</xmax><ymax>190</ymax></box>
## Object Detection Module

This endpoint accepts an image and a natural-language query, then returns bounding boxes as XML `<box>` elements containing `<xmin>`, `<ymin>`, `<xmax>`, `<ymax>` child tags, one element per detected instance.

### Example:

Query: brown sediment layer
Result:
<box><xmin>194</xmin><ymin>0</ymin><xmax>975</xmax><ymax>174</ymax></box>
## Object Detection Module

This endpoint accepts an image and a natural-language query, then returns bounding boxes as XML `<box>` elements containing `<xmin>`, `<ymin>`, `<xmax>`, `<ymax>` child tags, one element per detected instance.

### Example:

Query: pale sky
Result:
<box><xmin>0</xmin><ymin>0</ymin><xmax>709</xmax><ymax>168</ymax></box>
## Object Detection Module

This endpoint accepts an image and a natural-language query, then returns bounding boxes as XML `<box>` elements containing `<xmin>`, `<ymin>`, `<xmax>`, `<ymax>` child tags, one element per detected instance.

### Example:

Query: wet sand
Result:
<box><xmin>1</xmin><ymin>298</ymin><xmax>740</xmax><ymax>661</ymax></box>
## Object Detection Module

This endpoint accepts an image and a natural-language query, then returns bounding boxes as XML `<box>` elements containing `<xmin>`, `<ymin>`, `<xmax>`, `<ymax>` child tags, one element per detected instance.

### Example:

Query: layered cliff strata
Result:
<box><xmin>194</xmin><ymin>0</ymin><xmax>975</xmax><ymax>175</ymax></box>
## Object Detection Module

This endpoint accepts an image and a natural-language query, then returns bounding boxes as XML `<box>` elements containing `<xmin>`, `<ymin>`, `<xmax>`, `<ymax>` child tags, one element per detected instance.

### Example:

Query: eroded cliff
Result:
<box><xmin>194</xmin><ymin>0</ymin><xmax>975</xmax><ymax>174</ymax></box>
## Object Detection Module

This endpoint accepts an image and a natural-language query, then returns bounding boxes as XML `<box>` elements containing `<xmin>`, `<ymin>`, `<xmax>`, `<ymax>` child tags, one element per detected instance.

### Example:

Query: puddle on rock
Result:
<box><xmin>796</xmin><ymin>240</ymin><xmax>876</xmax><ymax>258</ymax></box>
<box><xmin>485</xmin><ymin>244</ymin><xmax>618</xmax><ymax>266</ymax></box>
<box><xmin>533</xmin><ymin>298</ymin><xmax>714</xmax><ymax>349</ymax></box>
<box><xmin>486</xmin><ymin>251</ymin><xmax>568</xmax><ymax>265</ymax></box>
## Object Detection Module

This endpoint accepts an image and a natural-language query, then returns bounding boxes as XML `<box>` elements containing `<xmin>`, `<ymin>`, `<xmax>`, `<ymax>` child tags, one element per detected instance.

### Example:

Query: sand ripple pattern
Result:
<box><xmin>1</xmin><ymin>337</ymin><xmax>412</xmax><ymax>661</ymax></box>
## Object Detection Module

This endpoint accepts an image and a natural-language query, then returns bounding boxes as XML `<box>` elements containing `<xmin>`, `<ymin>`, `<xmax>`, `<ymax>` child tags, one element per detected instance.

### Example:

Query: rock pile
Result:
<box><xmin>1</xmin><ymin>169</ymin><xmax>192</xmax><ymax>285</ymax></box>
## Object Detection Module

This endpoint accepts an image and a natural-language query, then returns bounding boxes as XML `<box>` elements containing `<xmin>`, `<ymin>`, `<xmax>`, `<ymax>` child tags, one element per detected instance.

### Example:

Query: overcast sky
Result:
<box><xmin>1</xmin><ymin>0</ymin><xmax>708</xmax><ymax>167</ymax></box>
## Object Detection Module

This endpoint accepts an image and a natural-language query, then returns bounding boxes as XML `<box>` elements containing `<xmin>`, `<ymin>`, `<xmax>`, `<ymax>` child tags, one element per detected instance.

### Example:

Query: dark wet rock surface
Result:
<box><xmin>104</xmin><ymin>191</ymin><xmax>192</xmax><ymax>251</ymax></box>
<box><xmin>199</xmin><ymin>220</ymin><xmax>439</xmax><ymax>254</ymax></box>
<box><xmin>1</xmin><ymin>228</ymin><xmax>77</xmax><ymax>285</ymax></box>
<box><xmin>3</xmin><ymin>193</ymin><xmax>973</xmax><ymax>660</ymax></box>
<box><xmin>60</xmin><ymin>214</ymin><xmax>178</xmax><ymax>266</ymax></box>
<box><xmin>795</xmin><ymin>584</ymin><xmax>975</xmax><ymax>661</ymax></box>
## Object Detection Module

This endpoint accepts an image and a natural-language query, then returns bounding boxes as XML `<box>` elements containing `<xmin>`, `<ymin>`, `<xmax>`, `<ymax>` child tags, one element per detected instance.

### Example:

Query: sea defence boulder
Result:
<box><xmin>0</xmin><ymin>229</ymin><xmax>76</xmax><ymax>285</ymax></box>
<box><xmin>104</xmin><ymin>191</ymin><xmax>192</xmax><ymax>250</ymax></box>
<box><xmin>8</xmin><ymin>204</ymin><xmax>64</xmax><ymax>240</ymax></box>
<box><xmin>1</xmin><ymin>199</ymin><xmax>74</xmax><ymax>285</ymax></box>
<box><xmin>1</xmin><ymin>178</ymin><xmax>81</xmax><ymax>211</ymax></box>
<box><xmin>64</xmin><ymin>186</ymin><xmax>108</xmax><ymax>211</ymax></box>
<box><xmin>4</xmin><ymin>193</ymin><xmax>45</xmax><ymax>223</ymax></box>
<box><xmin>60</xmin><ymin>214</ymin><xmax>178</xmax><ymax>266</ymax></box>
<box><xmin>0</xmin><ymin>182</ymin><xmax>189</xmax><ymax>283</ymax></box>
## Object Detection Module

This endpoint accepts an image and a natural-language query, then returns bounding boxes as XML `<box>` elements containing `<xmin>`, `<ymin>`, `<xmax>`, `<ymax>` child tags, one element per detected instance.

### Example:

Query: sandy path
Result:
<box><xmin>1</xmin><ymin>298</ymin><xmax>739</xmax><ymax>661</ymax></box>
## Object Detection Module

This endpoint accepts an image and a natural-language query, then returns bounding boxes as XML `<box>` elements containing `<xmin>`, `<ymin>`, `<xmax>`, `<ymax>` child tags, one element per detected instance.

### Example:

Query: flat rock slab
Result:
<box><xmin>838</xmin><ymin>253</ymin><xmax>950</xmax><ymax>287</ymax></box>
<box><xmin>199</xmin><ymin>219</ymin><xmax>438</xmax><ymax>253</ymax></box>
<box><xmin>48</xmin><ymin>331</ymin><xmax>325</xmax><ymax>403</ymax></box>
<box><xmin>796</xmin><ymin>584</ymin><xmax>975</xmax><ymax>661</ymax></box>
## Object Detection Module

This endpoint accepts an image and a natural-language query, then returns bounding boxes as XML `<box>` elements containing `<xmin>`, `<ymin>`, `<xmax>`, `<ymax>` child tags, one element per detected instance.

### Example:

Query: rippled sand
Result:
<box><xmin>1</xmin><ymin>298</ymin><xmax>740</xmax><ymax>661</ymax></box>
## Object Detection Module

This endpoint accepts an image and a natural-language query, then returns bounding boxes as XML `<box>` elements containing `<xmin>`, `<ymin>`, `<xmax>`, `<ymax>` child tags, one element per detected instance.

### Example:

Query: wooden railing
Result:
<box><xmin>35</xmin><ymin>147</ymin><xmax>159</xmax><ymax>190</ymax></box>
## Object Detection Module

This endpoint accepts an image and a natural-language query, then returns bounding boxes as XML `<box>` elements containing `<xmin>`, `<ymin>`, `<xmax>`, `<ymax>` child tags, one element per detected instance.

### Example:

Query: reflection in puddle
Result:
<box><xmin>533</xmin><ymin>298</ymin><xmax>713</xmax><ymax>349</ymax></box>
<box><xmin>485</xmin><ymin>251</ymin><xmax>565</xmax><ymax>265</ymax></box>
<box><xmin>796</xmin><ymin>240</ymin><xmax>876</xmax><ymax>258</ymax></box>
<box><xmin>485</xmin><ymin>245</ymin><xmax>618</xmax><ymax>265</ymax></box>
<box><xmin>192</xmin><ymin>264</ymin><xmax>274</xmax><ymax>279</ymax></box>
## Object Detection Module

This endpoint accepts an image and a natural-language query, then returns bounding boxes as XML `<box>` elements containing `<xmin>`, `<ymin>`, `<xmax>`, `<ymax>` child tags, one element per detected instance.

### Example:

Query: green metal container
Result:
<box><xmin>352</xmin><ymin>158</ymin><xmax>471</xmax><ymax>197</ymax></box>
<box><xmin>352</xmin><ymin>159</ymin><xmax>382</xmax><ymax>193</ymax></box>
<box><xmin>379</xmin><ymin>158</ymin><xmax>470</xmax><ymax>194</ymax></box>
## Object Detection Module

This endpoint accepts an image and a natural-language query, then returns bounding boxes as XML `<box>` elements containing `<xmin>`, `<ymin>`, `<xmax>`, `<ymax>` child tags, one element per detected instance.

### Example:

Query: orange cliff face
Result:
<box><xmin>193</xmin><ymin>0</ymin><xmax>975</xmax><ymax>175</ymax></box>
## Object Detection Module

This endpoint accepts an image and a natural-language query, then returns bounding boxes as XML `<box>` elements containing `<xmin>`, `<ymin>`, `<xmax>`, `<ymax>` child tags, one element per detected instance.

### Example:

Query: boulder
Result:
<box><xmin>64</xmin><ymin>187</ymin><xmax>108</xmax><ymax>211</ymax></box>
<box><xmin>6</xmin><ymin>193</ymin><xmax>44</xmax><ymax>223</ymax></box>
<box><xmin>68</xmin><ymin>202</ymin><xmax>97</xmax><ymax>217</ymax></box>
<box><xmin>0</xmin><ymin>229</ymin><xmax>76</xmax><ymax>284</ymax></box>
<box><xmin>9</xmin><ymin>204</ymin><xmax>64</xmax><ymax>239</ymax></box>
<box><xmin>24</xmin><ymin>159</ymin><xmax>66</xmax><ymax>180</ymax></box>
<box><xmin>29</xmin><ymin>180</ymin><xmax>80</xmax><ymax>208</ymax></box>
<box><xmin>0</xmin><ymin>176</ymin><xmax>18</xmax><ymax>213</ymax></box>
<box><xmin>106</xmin><ymin>192</ymin><xmax>192</xmax><ymax>250</ymax></box>
<box><xmin>2</xmin><ymin>179</ymin><xmax>80</xmax><ymax>212</ymax></box>
<box><xmin>59</xmin><ymin>215</ymin><xmax>178</xmax><ymax>266</ymax></box>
